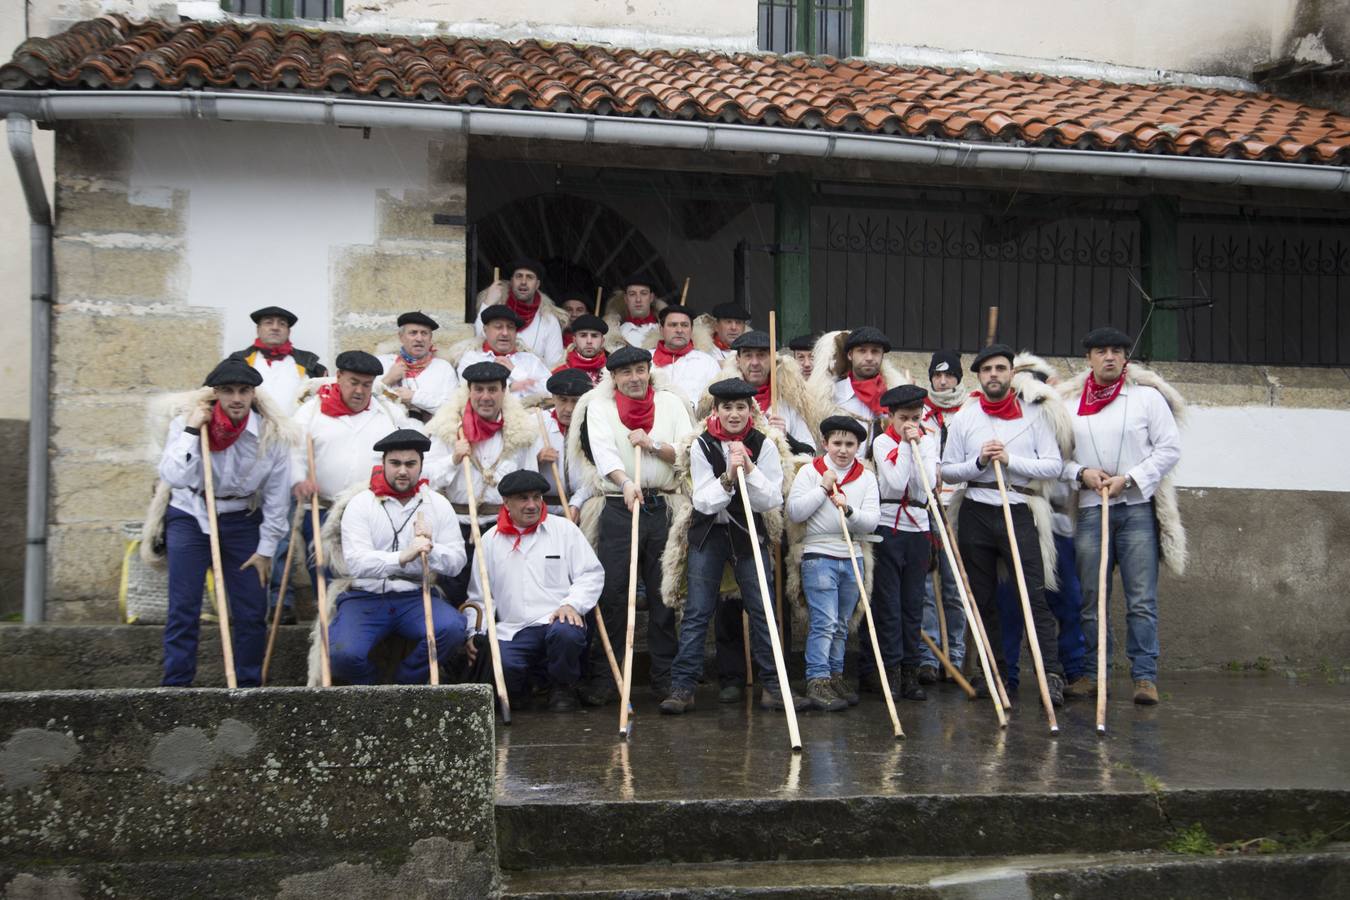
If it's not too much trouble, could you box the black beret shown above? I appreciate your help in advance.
[250,306,297,327]
[334,350,383,376]
[882,384,928,410]
[844,326,892,353]
[820,415,867,442]
[606,345,652,371]
[711,302,751,321]
[788,333,819,352]
[397,311,439,330]
[462,361,511,384]
[623,272,660,291]
[508,258,545,279]
[1082,326,1132,350]
[547,368,594,397]
[970,344,1016,373]
[708,377,758,401]
[558,290,590,306]
[928,350,961,382]
[204,358,262,388]
[480,304,525,329]
[497,469,551,497]
[731,331,770,351]
[657,304,693,324]
[569,313,608,336]
[373,428,432,454]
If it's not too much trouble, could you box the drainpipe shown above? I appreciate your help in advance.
[7,114,52,624]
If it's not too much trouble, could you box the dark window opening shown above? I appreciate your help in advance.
[758,0,861,57]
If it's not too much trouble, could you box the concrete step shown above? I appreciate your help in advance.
[502,847,1350,899]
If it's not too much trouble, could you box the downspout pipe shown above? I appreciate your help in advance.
[7,114,52,625]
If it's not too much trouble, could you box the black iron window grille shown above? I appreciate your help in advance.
[758,0,862,57]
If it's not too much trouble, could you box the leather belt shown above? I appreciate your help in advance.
[453,502,500,516]
[966,482,1025,495]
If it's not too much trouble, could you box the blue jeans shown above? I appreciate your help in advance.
[859,528,930,675]
[997,533,1088,689]
[499,621,589,696]
[671,527,778,693]
[163,506,267,687]
[1074,502,1161,681]
[328,588,468,684]
[801,555,862,681]
[920,534,966,668]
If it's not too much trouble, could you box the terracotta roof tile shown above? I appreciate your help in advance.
[5,14,1350,165]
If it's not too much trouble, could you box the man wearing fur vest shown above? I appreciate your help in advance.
[457,304,553,405]
[660,378,804,715]
[941,344,1067,706]
[377,311,458,423]
[607,273,663,348]
[540,368,595,520]
[1059,327,1184,706]
[327,429,470,685]
[156,359,293,687]
[809,326,909,458]
[727,330,818,454]
[424,361,544,606]
[651,305,721,407]
[705,302,752,361]
[552,313,609,386]
[227,306,326,416]
[473,258,565,368]
[567,345,695,702]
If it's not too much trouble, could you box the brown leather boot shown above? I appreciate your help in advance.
[1133,680,1159,705]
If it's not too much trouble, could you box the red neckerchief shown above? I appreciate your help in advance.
[849,372,886,415]
[507,291,540,330]
[1078,364,1129,416]
[495,505,547,551]
[652,340,694,367]
[713,334,732,353]
[556,347,606,374]
[368,464,427,501]
[252,338,293,365]
[923,396,962,427]
[706,413,751,443]
[974,390,1023,421]
[207,403,249,451]
[481,340,514,361]
[462,402,505,443]
[753,381,773,414]
[561,329,572,346]
[624,313,658,326]
[551,408,567,436]
[318,382,366,417]
[615,385,656,432]
[813,455,864,487]
[398,346,438,378]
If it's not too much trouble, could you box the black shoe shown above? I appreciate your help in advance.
[760,685,810,712]
[649,679,671,701]
[577,679,616,708]
[917,664,938,685]
[858,670,885,694]
[269,606,297,626]
[548,686,579,712]
[718,683,744,703]
[900,667,927,701]
[1047,673,1065,708]
[972,677,991,701]
[659,688,696,715]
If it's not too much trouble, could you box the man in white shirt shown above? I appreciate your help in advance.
[227,305,326,416]
[469,470,604,712]
[540,369,595,521]
[820,326,904,458]
[552,313,608,386]
[707,302,751,360]
[651,305,721,407]
[474,258,564,368]
[328,429,470,685]
[458,305,552,405]
[941,344,1067,707]
[378,311,458,423]
[1060,327,1183,706]
[611,273,661,348]
[157,359,292,687]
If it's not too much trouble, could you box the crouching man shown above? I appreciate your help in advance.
[470,470,605,711]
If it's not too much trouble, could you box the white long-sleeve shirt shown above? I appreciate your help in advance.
[831,378,883,456]
[872,428,939,533]
[158,414,291,557]
[653,349,721,409]
[690,432,784,523]
[468,514,604,641]
[942,399,1064,507]
[424,429,543,526]
[247,353,305,416]
[1062,383,1182,509]
[456,348,553,403]
[339,487,467,594]
[786,460,880,560]
[587,391,695,494]
[540,411,594,514]
[619,320,658,347]
[377,354,458,417]
[474,307,564,369]
[291,396,414,502]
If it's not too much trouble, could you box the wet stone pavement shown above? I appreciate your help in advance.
[495,671,1350,803]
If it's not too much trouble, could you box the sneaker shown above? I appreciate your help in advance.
[1047,673,1065,708]
[718,683,744,704]
[829,673,860,706]
[917,664,938,685]
[659,688,696,715]
[899,667,927,701]
[548,686,579,713]
[1133,680,1159,706]
[760,684,810,712]
[577,679,616,708]
[807,677,847,712]
[1064,676,1097,699]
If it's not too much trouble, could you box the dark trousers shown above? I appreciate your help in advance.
[590,496,678,690]
[997,533,1087,688]
[328,587,468,685]
[298,505,330,597]
[715,596,747,686]
[441,521,481,607]
[163,506,267,687]
[499,621,588,697]
[859,527,932,675]
[957,501,1063,678]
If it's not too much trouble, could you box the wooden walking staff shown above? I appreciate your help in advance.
[742,611,753,688]
[618,453,643,739]
[199,429,239,689]
[260,504,304,685]
[1096,486,1110,735]
[920,631,976,697]
[594,285,604,317]
[459,427,511,723]
[941,506,1011,710]
[911,439,1007,727]
[417,511,440,686]
[832,487,904,739]
[306,435,334,687]
[737,468,802,751]
[680,276,691,305]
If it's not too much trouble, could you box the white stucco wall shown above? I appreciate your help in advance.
[1174,407,1350,492]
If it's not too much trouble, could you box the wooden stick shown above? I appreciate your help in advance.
[260,504,304,686]
[619,453,642,739]
[460,433,511,724]
[911,439,1007,727]
[536,410,571,512]
[306,436,333,688]
[737,468,801,751]
[833,488,904,739]
[679,276,690,305]
[993,460,1059,734]
[492,266,500,285]
[985,306,1000,346]
[1097,486,1110,736]
[768,310,778,410]
[199,428,238,689]
[742,610,753,687]
[934,496,1011,709]
[933,569,950,662]
[594,285,604,317]
[920,630,976,698]
[418,512,440,686]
